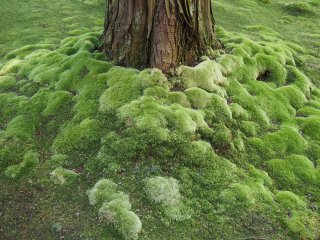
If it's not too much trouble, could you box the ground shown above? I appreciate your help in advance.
[0,0,320,239]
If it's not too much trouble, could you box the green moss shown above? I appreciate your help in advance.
[138,68,170,90]
[185,87,212,109]
[297,106,320,117]
[249,125,308,161]
[286,66,313,97]
[218,54,243,76]
[98,199,142,240]
[0,59,22,76]
[230,103,250,120]
[5,151,39,179]
[0,1,320,238]
[27,88,52,121]
[177,60,228,96]
[50,167,78,185]
[209,94,233,120]
[298,116,320,141]
[285,214,315,240]
[218,182,274,212]
[3,115,35,142]
[4,44,56,60]
[239,120,260,136]
[18,82,41,97]
[144,86,169,99]
[167,92,191,108]
[99,67,141,111]
[118,96,207,134]
[145,176,191,221]
[227,80,271,127]
[87,179,118,206]
[284,2,315,16]
[276,85,307,110]
[0,114,36,172]
[267,155,317,192]
[53,118,102,155]
[275,191,316,239]
[275,191,307,210]
[0,75,16,91]
[42,91,73,117]
[49,154,68,167]
[255,53,287,87]
[72,72,110,120]
[247,165,273,186]
[88,179,142,240]
[0,93,28,125]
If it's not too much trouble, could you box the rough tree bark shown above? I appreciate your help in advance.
[100,0,222,72]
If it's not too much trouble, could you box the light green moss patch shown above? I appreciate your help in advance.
[99,199,142,240]
[145,176,191,221]
[177,60,228,96]
[50,167,78,185]
[87,179,118,206]
[88,179,142,240]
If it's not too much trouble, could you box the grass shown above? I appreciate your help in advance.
[0,0,320,239]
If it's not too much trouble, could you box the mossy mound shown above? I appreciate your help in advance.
[144,176,191,221]
[88,179,142,240]
[284,2,315,16]
[1,24,320,239]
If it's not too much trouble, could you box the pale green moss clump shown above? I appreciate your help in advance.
[88,179,142,240]
[177,60,228,97]
[99,199,142,240]
[50,167,78,185]
[144,176,191,221]
[88,179,118,206]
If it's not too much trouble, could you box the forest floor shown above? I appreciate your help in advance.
[0,0,320,239]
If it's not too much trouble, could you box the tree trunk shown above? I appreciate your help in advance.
[100,0,221,72]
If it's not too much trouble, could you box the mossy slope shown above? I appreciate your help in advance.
[1,0,320,239]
